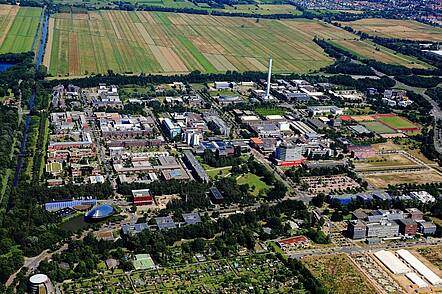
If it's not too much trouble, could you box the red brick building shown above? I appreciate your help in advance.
[398,219,418,236]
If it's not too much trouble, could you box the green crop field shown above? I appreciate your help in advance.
[213,4,302,15]
[0,5,42,54]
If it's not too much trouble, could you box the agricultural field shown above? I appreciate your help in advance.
[46,11,352,76]
[302,254,377,294]
[328,38,429,69]
[353,154,416,171]
[0,5,42,54]
[213,4,302,15]
[364,170,442,189]
[339,18,442,42]
[46,10,428,76]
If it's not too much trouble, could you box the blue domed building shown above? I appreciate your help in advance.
[84,204,115,222]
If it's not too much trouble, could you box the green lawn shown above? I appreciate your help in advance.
[237,173,269,196]
[206,167,231,179]
[254,106,287,116]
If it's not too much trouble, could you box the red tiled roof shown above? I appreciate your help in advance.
[250,137,264,145]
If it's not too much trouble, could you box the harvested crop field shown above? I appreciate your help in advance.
[364,171,442,188]
[0,5,42,54]
[303,254,377,294]
[353,154,416,170]
[328,39,429,69]
[339,18,442,42]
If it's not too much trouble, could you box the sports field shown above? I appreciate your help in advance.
[0,5,42,54]
[361,121,396,134]
[46,11,353,76]
[339,18,442,42]
[375,114,419,132]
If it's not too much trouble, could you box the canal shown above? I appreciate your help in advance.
[12,8,49,187]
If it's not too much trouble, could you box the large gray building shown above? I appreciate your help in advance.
[182,151,209,183]
[366,221,400,238]
[275,143,303,161]
[347,221,367,240]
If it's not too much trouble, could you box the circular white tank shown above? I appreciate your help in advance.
[29,274,48,284]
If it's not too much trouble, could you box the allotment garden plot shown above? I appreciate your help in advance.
[0,5,42,54]
[62,254,298,293]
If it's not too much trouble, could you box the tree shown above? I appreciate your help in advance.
[330,211,343,222]
[311,193,325,207]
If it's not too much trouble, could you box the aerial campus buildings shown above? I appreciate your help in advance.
[347,208,436,241]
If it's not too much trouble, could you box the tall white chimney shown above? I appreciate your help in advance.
[266,56,272,98]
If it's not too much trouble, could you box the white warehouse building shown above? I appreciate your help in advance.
[374,250,411,275]
[396,249,442,286]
